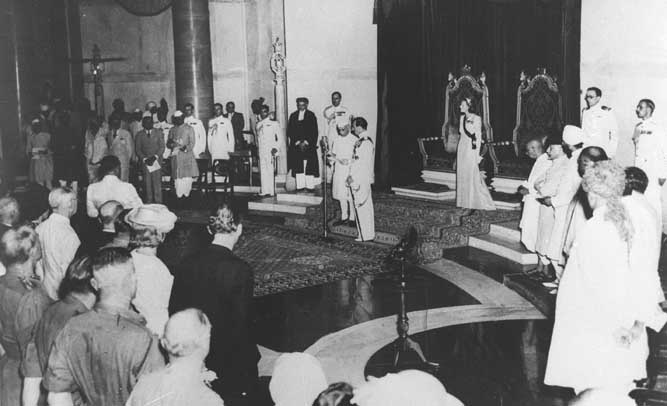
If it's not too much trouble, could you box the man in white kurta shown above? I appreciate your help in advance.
[107,116,134,182]
[184,103,207,158]
[330,123,357,226]
[256,105,281,196]
[154,112,174,161]
[86,156,143,218]
[322,92,351,183]
[545,161,666,395]
[208,103,235,161]
[519,139,551,252]
[633,98,667,225]
[348,118,375,242]
[581,87,619,157]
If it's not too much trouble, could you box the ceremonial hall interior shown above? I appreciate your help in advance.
[1,0,667,405]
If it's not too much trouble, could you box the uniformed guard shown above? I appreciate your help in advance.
[256,104,281,196]
[208,102,235,161]
[633,98,667,222]
[581,86,619,157]
[347,117,375,242]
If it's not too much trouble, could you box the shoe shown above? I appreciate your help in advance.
[548,288,558,295]
[347,220,357,227]
[542,281,559,288]
[332,219,346,227]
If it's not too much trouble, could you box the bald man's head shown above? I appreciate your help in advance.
[99,200,123,232]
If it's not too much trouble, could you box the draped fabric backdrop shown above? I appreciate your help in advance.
[374,0,580,188]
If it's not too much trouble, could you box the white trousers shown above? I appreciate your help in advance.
[355,194,375,241]
[174,177,193,197]
[260,155,275,196]
[296,172,317,189]
[339,199,356,221]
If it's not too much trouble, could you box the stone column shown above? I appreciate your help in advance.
[172,0,214,123]
[270,37,288,176]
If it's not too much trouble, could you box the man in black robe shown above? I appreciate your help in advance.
[287,97,319,190]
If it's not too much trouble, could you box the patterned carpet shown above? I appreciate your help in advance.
[158,221,390,296]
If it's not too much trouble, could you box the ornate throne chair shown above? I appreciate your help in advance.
[494,69,562,184]
[417,66,499,187]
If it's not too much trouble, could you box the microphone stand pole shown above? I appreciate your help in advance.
[320,137,329,239]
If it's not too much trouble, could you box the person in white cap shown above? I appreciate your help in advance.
[581,86,619,157]
[183,103,207,159]
[269,353,328,406]
[322,92,351,182]
[633,98,667,224]
[208,102,235,162]
[107,114,134,182]
[128,108,143,138]
[534,125,585,286]
[126,309,224,406]
[352,369,463,406]
[518,138,550,255]
[126,204,177,336]
[168,110,199,204]
[329,122,357,226]
[26,118,53,190]
[256,104,281,196]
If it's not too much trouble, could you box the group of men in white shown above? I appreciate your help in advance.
[518,86,667,402]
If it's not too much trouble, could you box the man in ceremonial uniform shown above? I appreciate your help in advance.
[330,123,358,226]
[287,97,319,190]
[256,105,280,196]
[322,91,351,182]
[581,87,619,157]
[135,114,166,203]
[208,103,235,161]
[183,103,207,159]
[633,98,667,223]
[348,117,375,242]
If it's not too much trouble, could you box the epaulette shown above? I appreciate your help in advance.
[601,106,611,111]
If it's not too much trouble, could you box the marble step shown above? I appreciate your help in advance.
[329,222,400,246]
[276,192,323,205]
[489,221,521,241]
[248,196,319,215]
[493,200,522,210]
[468,233,537,265]
[392,183,456,201]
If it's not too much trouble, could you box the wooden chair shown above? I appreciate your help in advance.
[496,69,562,178]
[417,65,499,176]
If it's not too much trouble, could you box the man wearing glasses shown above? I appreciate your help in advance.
[581,87,619,157]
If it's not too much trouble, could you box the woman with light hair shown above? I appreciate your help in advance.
[545,161,654,397]
[126,308,224,406]
[0,226,52,406]
[126,204,177,336]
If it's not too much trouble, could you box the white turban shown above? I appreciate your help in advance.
[142,111,152,118]
[269,353,328,406]
[125,204,177,234]
[173,110,184,118]
[352,370,464,406]
[562,125,584,146]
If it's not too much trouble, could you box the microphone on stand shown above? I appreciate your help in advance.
[320,137,330,239]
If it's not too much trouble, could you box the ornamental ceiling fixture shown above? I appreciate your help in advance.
[115,0,173,17]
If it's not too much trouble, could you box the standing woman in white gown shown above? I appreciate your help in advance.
[456,97,496,211]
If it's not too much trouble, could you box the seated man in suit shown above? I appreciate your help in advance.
[225,102,246,149]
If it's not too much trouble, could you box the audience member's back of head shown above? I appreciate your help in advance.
[99,200,123,230]
[58,255,94,300]
[91,247,133,292]
[161,308,211,359]
[208,202,240,235]
[624,166,649,195]
[352,370,463,406]
[0,196,20,227]
[313,382,356,406]
[48,186,76,210]
[97,155,121,180]
[0,225,39,268]
[270,352,328,406]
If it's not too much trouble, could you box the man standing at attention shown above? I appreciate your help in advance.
[135,114,165,203]
[224,101,246,148]
[287,97,319,190]
[44,248,165,406]
[183,102,207,160]
[36,187,80,300]
[322,91,351,182]
[348,117,375,242]
[581,87,619,158]
[256,104,281,196]
[633,98,667,225]
[208,102,235,162]
[107,115,134,182]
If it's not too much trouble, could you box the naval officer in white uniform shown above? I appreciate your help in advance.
[581,87,619,158]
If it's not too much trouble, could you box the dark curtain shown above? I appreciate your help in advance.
[374,0,581,188]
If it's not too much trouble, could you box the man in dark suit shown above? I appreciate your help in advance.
[287,97,319,190]
[169,203,259,406]
[225,102,246,149]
